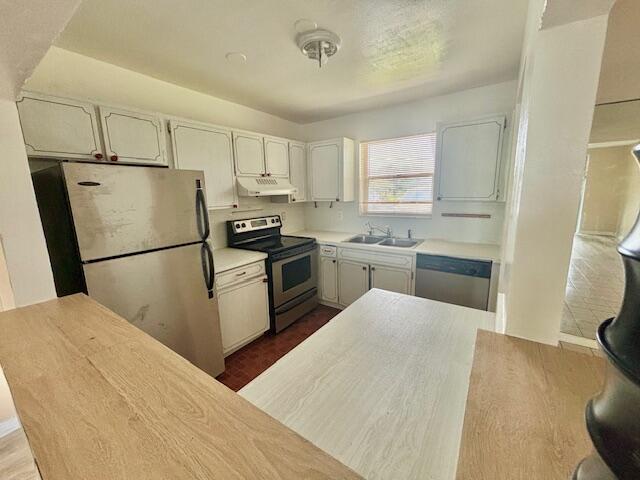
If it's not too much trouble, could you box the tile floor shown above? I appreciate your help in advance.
[561,234,624,340]
[216,304,341,391]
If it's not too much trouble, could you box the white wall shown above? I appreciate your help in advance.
[499,2,611,345]
[298,81,518,244]
[0,99,56,306]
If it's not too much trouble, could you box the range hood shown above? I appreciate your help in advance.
[236,177,297,197]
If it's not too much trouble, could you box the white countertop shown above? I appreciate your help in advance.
[292,230,501,262]
[213,248,267,273]
[240,289,494,480]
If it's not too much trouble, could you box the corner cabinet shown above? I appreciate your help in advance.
[308,137,355,202]
[16,92,103,160]
[169,119,238,210]
[289,141,308,202]
[436,115,506,201]
[99,106,167,165]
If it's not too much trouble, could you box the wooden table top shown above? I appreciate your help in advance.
[0,294,360,479]
[456,330,605,479]
[240,289,495,479]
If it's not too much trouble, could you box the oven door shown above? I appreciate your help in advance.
[272,247,318,307]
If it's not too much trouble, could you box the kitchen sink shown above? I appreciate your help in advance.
[378,238,420,248]
[346,234,387,244]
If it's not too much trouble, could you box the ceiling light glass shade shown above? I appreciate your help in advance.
[296,29,341,67]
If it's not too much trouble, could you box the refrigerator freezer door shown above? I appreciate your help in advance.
[63,162,206,261]
[83,242,224,377]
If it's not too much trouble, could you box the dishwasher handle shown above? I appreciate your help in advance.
[416,254,492,279]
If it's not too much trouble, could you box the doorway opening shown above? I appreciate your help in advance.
[561,140,640,342]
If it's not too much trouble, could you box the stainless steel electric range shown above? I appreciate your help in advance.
[226,216,318,333]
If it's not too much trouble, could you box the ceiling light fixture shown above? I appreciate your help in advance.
[296,29,341,68]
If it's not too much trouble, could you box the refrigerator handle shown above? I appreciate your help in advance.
[200,241,215,299]
[195,180,210,241]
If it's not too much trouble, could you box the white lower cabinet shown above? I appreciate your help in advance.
[370,264,412,295]
[217,266,269,357]
[337,247,415,307]
[338,260,370,307]
[319,256,338,303]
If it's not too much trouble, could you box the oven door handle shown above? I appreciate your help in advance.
[271,245,318,266]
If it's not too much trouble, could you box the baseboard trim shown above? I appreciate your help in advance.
[558,332,598,349]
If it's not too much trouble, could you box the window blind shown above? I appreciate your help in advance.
[360,132,436,216]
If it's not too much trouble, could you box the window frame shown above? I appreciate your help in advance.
[358,132,437,218]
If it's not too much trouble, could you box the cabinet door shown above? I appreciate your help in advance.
[289,141,307,202]
[319,256,338,303]
[338,260,369,306]
[437,116,505,201]
[264,136,289,178]
[17,93,103,160]
[233,131,265,176]
[218,276,270,356]
[170,120,237,209]
[371,264,412,295]
[99,106,167,165]
[309,141,340,201]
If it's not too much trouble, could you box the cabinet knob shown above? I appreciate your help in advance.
[93,153,103,160]
[260,173,266,177]
[362,266,367,271]
[262,277,268,283]
[371,267,376,271]
[332,259,336,264]
[336,198,340,202]
[267,172,272,177]
[233,204,238,209]
[292,198,296,202]
[110,155,118,162]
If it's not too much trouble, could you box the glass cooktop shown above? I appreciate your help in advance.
[235,235,315,254]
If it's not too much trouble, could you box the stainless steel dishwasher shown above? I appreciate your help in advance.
[415,254,492,310]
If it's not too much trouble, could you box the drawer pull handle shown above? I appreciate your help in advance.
[236,271,247,277]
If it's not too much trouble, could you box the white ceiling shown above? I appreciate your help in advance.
[596,0,640,105]
[55,0,529,123]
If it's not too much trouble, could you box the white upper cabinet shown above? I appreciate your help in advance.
[170,120,238,210]
[16,92,103,160]
[289,141,307,202]
[99,106,167,165]
[308,137,355,202]
[436,115,506,202]
[233,130,265,176]
[263,136,289,178]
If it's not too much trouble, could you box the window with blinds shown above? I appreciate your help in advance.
[360,132,437,216]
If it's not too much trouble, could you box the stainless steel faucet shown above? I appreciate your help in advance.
[365,222,393,237]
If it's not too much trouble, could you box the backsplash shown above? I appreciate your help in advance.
[303,201,505,244]
[209,198,306,249]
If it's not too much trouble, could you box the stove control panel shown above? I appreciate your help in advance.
[231,215,281,234]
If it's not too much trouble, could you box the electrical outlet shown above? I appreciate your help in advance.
[337,210,344,221]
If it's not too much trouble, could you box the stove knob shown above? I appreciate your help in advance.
[271,219,276,223]
[235,223,240,229]
[241,223,247,228]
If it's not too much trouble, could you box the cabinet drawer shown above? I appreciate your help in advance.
[338,247,413,269]
[319,245,337,257]
[216,261,265,289]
